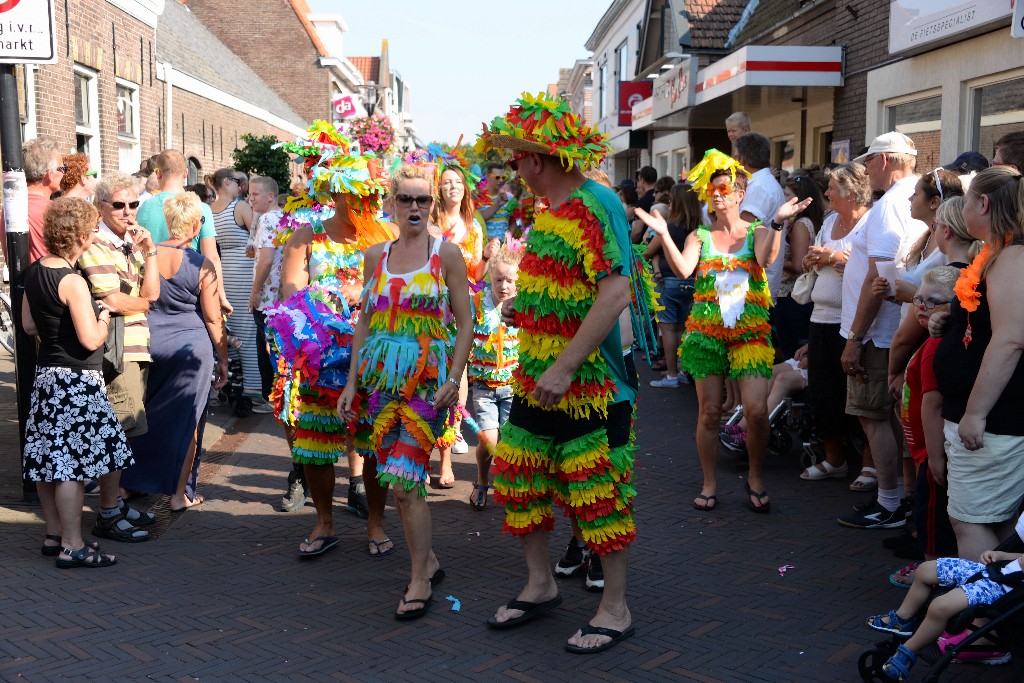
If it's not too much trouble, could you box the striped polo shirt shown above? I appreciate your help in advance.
[77,222,151,362]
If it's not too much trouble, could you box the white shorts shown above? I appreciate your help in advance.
[943,420,1024,524]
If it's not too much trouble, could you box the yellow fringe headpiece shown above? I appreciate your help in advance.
[686,149,751,204]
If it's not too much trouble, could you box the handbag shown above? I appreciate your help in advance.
[102,314,125,384]
[790,227,822,305]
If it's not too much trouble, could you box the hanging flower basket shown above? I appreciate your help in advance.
[346,114,396,156]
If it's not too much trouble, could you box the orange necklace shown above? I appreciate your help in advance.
[952,244,994,348]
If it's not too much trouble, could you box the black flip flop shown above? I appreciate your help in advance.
[430,568,446,587]
[744,482,771,514]
[368,537,394,558]
[395,594,432,621]
[564,624,636,654]
[298,535,339,558]
[692,494,717,511]
[486,595,564,630]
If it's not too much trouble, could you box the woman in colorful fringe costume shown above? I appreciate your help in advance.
[268,121,395,558]
[338,163,473,620]
[634,149,811,513]
[478,92,659,655]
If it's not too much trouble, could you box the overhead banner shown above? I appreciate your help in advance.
[618,81,652,127]
[889,0,1012,53]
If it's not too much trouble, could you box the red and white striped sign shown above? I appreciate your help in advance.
[693,46,843,105]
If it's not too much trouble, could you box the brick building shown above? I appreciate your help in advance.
[16,0,306,180]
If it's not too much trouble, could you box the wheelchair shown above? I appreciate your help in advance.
[858,531,1024,682]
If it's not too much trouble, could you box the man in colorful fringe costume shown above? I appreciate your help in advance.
[339,163,474,619]
[633,149,810,513]
[266,121,395,557]
[478,92,651,654]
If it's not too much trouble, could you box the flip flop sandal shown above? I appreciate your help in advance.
[889,563,918,589]
[298,535,339,558]
[486,595,564,630]
[395,593,433,621]
[564,624,637,654]
[692,495,717,511]
[368,537,394,558]
[744,482,771,514]
[469,483,491,510]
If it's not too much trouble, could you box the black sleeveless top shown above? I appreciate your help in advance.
[24,260,102,370]
[934,279,1024,434]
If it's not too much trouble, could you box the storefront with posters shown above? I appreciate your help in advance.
[865,2,1024,168]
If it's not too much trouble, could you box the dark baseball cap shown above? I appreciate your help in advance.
[943,151,989,174]
[617,178,635,188]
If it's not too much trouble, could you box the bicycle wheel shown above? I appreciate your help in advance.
[0,292,14,356]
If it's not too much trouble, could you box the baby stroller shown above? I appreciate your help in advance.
[857,530,1024,682]
[720,391,816,465]
[211,326,253,418]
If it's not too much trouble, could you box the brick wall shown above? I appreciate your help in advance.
[184,0,332,124]
[831,0,891,150]
[28,0,295,177]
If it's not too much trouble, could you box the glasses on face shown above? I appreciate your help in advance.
[107,200,140,210]
[394,193,433,208]
[53,165,67,173]
[912,296,953,310]
[84,171,98,178]
[507,152,529,172]
[709,180,735,196]
[225,177,241,185]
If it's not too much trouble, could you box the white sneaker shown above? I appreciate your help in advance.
[650,376,680,388]
[452,433,469,454]
[248,396,274,414]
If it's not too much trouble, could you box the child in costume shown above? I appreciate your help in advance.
[339,163,473,620]
[467,246,522,511]
[266,121,394,558]
[865,512,1024,680]
[634,149,810,514]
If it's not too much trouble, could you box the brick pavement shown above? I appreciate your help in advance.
[0,356,1020,682]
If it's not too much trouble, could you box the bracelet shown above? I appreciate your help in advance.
[769,220,784,232]
[827,252,833,264]
[146,249,158,258]
[446,377,460,388]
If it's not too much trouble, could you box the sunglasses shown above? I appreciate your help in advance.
[709,180,736,196]
[507,152,529,172]
[53,165,68,173]
[225,177,241,185]
[394,194,433,207]
[107,200,140,210]
[912,296,953,310]
[84,171,98,178]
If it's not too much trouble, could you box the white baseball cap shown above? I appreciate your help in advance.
[853,131,918,163]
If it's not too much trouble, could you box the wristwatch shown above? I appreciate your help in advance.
[769,220,784,232]
[847,331,863,343]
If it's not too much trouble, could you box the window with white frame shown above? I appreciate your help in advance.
[116,79,140,173]
[970,75,1024,160]
[655,152,668,177]
[673,149,688,177]
[885,94,942,170]
[16,64,35,141]
[74,66,100,170]
[598,63,606,120]
[616,41,628,106]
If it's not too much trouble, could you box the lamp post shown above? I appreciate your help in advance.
[363,80,378,118]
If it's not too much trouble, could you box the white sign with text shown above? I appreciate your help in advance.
[0,0,56,64]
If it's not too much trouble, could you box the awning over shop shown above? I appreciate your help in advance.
[694,45,844,105]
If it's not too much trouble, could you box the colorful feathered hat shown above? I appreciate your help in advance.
[393,140,480,193]
[276,120,389,233]
[686,148,752,204]
[477,92,610,171]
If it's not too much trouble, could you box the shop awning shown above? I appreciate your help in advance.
[694,45,844,106]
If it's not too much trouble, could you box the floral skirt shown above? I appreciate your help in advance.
[23,366,134,482]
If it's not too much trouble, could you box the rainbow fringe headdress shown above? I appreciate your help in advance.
[686,148,751,203]
[275,120,390,240]
[476,92,610,171]
[396,140,481,194]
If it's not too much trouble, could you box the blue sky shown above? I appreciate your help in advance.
[308,1,600,145]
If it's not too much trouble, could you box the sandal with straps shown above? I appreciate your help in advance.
[469,483,491,510]
[55,545,117,569]
[41,535,99,557]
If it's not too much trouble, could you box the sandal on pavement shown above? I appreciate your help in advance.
[395,592,433,621]
[801,461,848,480]
[298,535,339,559]
[41,535,99,557]
[368,537,394,558]
[692,494,717,511]
[565,624,636,654]
[889,563,918,589]
[744,482,771,513]
[850,467,878,492]
[55,545,117,569]
[487,595,564,630]
[469,483,490,510]
[92,513,149,543]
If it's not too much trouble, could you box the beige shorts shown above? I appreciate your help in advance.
[845,341,892,421]
[107,360,149,438]
[944,420,1024,524]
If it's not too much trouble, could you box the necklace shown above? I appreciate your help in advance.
[953,243,994,348]
[59,256,75,269]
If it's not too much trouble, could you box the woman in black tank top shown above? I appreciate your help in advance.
[22,197,133,569]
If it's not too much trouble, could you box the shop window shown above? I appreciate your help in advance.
[971,77,1024,160]
[886,95,941,169]
[773,137,796,175]
[673,149,688,176]
[116,80,140,173]
[73,66,100,171]
[187,157,201,186]
[655,152,668,177]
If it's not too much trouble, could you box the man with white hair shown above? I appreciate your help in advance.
[22,138,65,262]
[838,132,929,530]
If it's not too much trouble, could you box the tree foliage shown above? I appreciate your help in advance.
[232,134,292,192]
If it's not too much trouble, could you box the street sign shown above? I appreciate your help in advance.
[333,94,357,119]
[0,0,56,64]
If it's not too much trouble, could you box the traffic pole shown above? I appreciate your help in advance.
[0,63,37,500]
